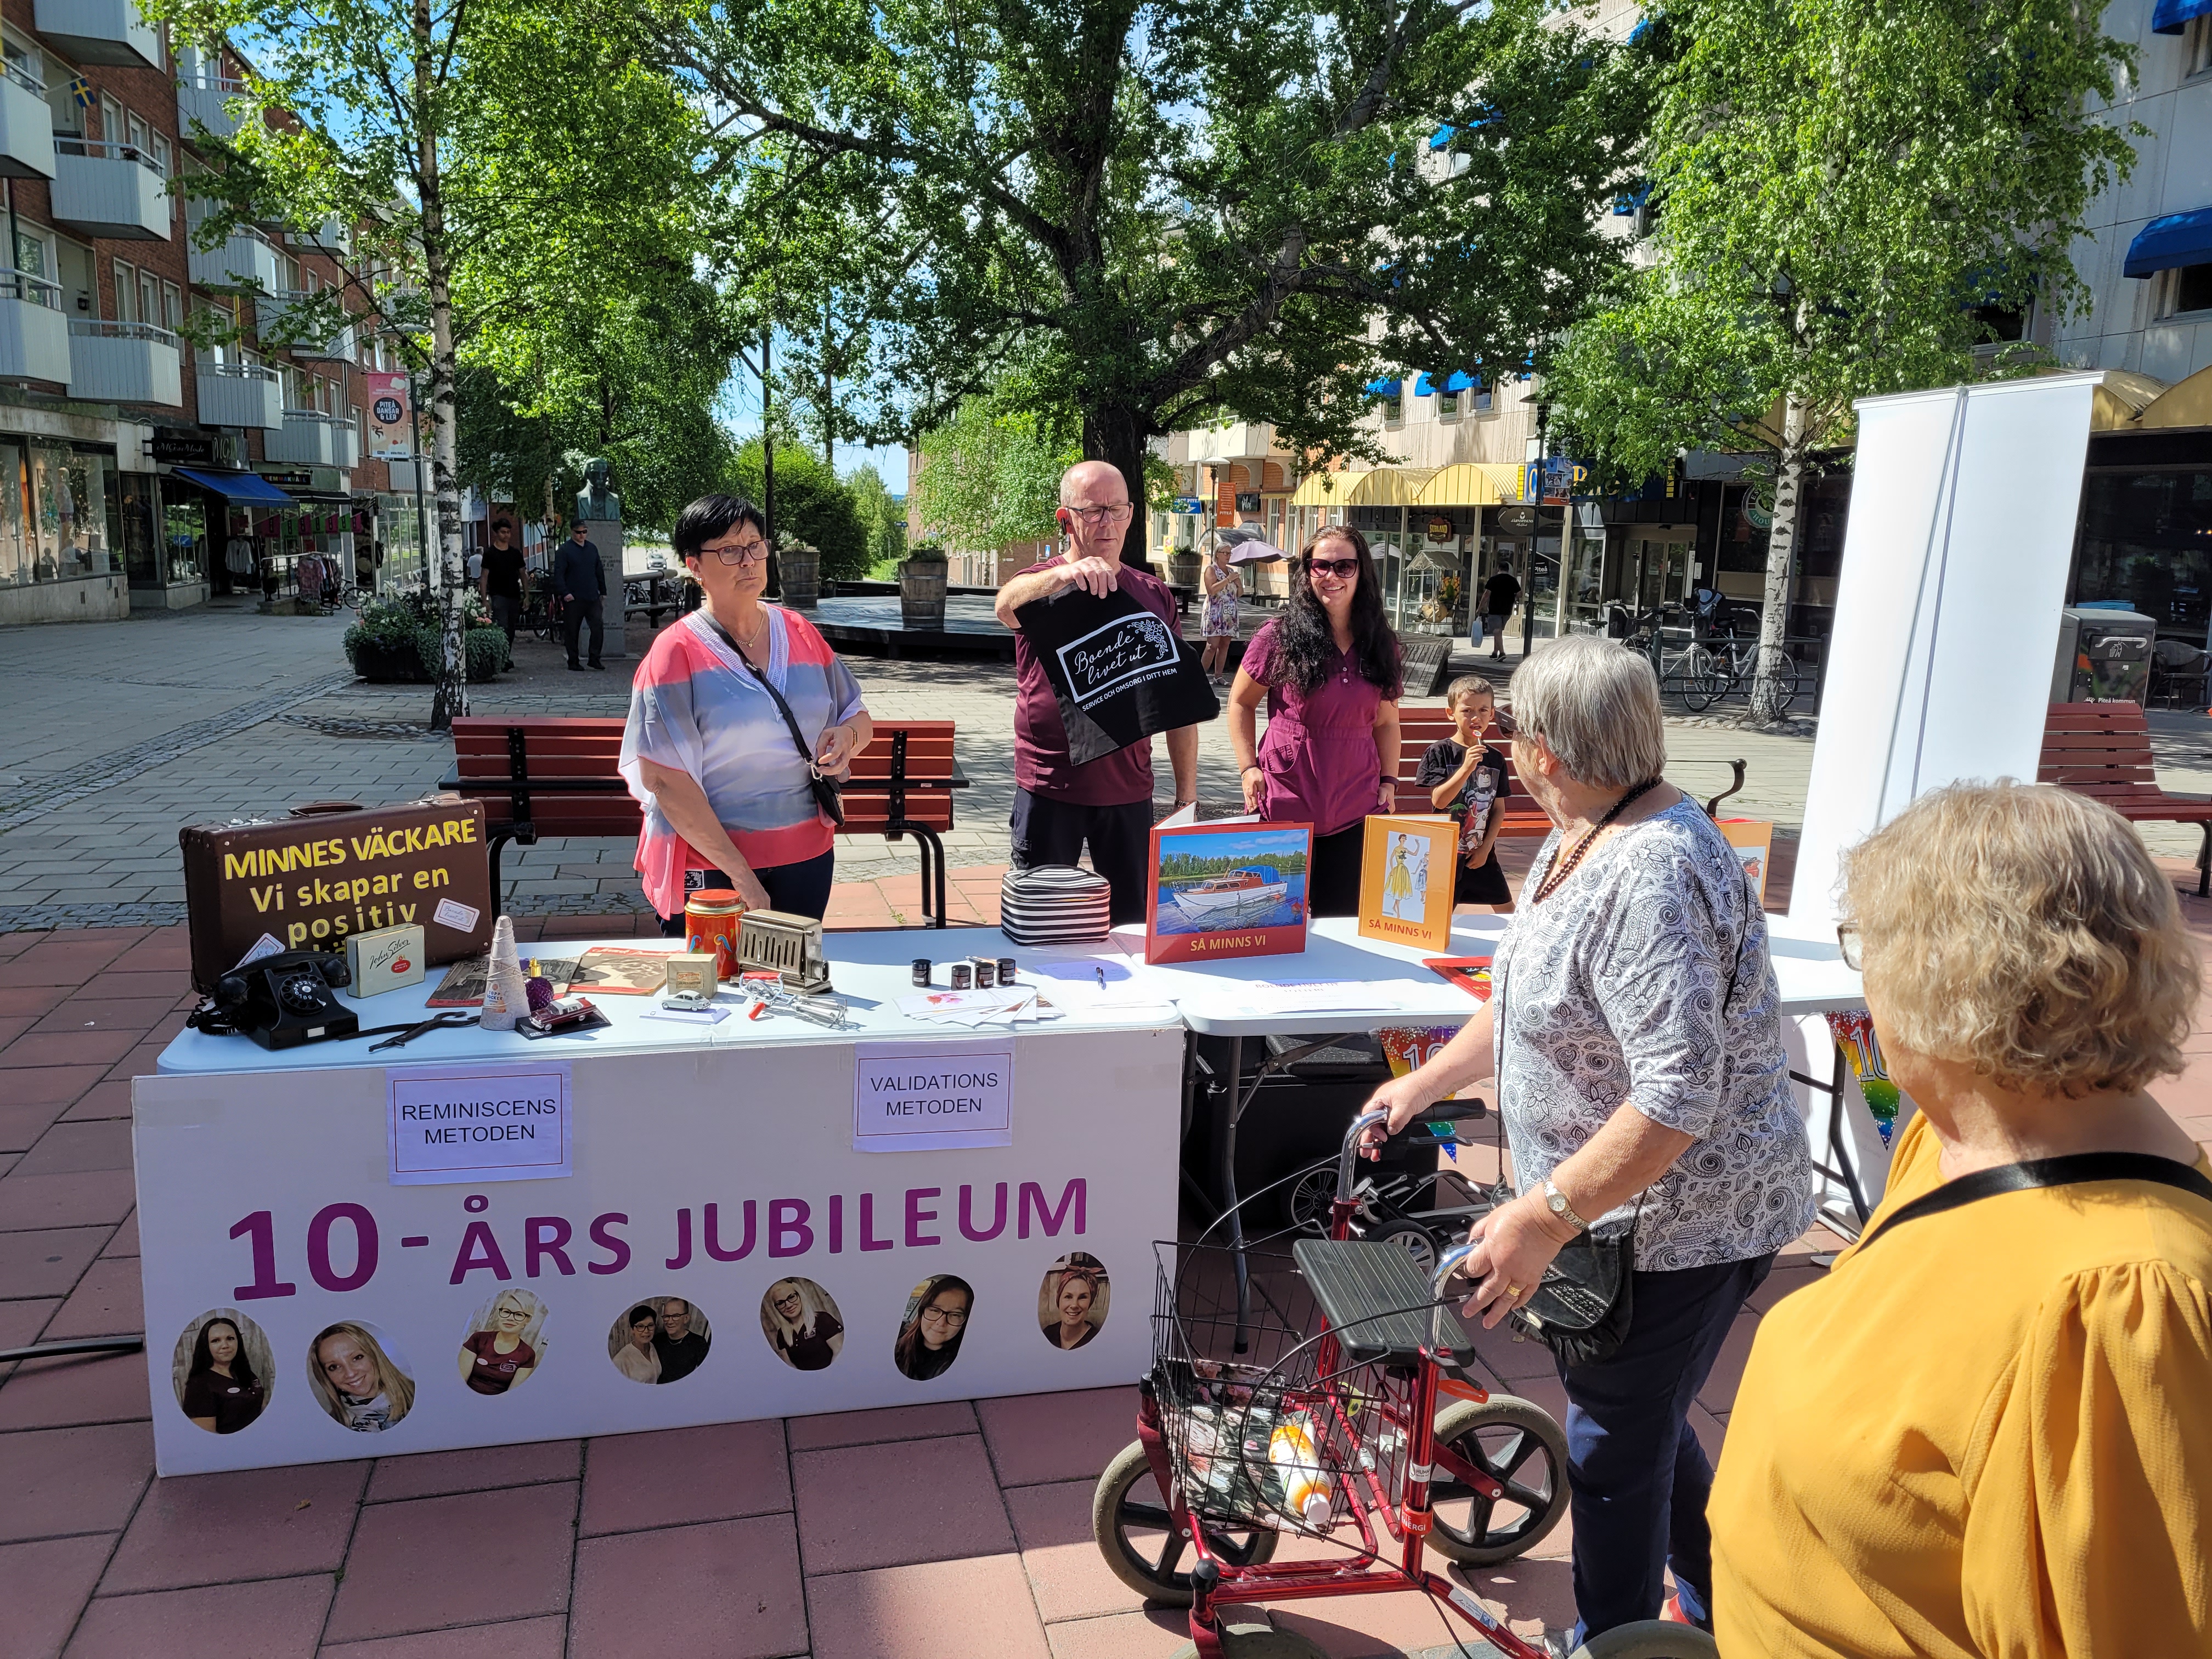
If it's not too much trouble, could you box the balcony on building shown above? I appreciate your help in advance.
[67,319,182,405]
[195,360,283,429]
[264,409,342,466]
[177,47,252,141]
[0,56,55,179]
[255,292,355,361]
[0,269,71,382]
[51,138,170,240]
[188,223,281,291]
[32,0,161,69]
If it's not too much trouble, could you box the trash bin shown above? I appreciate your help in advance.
[2051,606,2157,704]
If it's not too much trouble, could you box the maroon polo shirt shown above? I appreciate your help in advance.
[1012,556,1180,805]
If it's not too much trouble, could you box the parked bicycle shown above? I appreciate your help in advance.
[1092,1107,1716,1659]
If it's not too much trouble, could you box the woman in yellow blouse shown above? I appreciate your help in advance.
[1711,781,2212,1656]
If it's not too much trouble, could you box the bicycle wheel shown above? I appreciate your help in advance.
[1570,1623,1720,1658]
[1679,647,1726,712]
[1282,1165,1335,1237]
[1093,1438,1278,1606]
[1426,1394,1571,1565]
[1772,655,1804,714]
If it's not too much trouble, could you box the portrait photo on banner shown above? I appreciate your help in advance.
[173,1307,275,1437]
[759,1277,847,1372]
[458,1286,549,1397]
[605,1294,714,1386]
[306,1319,417,1434]
[1038,1251,1110,1352]
[893,1273,975,1381]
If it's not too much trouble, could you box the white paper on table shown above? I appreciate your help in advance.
[1236,980,1388,1015]
[898,988,1033,1020]
[639,1005,731,1026]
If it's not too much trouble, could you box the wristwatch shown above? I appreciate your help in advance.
[1542,1179,1589,1232]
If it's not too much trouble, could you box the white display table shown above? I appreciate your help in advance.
[137,930,1178,1476]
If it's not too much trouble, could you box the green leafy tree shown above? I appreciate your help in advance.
[845,464,908,574]
[910,395,1081,558]
[730,441,870,581]
[1545,0,2137,720]
[152,0,716,724]
[644,0,1644,563]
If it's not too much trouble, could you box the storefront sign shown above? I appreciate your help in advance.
[853,1041,1014,1152]
[388,1063,573,1184]
[1169,496,1205,515]
[151,432,217,466]
[1234,491,1262,512]
[1523,457,1589,505]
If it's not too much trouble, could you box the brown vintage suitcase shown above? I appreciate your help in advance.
[180,798,495,992]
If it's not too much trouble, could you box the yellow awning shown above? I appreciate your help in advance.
[1414,462,1523,507]
[1286,466,1437,507]
[2135,365,2211,430]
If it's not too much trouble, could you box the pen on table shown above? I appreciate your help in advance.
[748,998,768,1020]
[1096,967,1106,990]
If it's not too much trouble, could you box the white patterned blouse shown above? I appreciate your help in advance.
[1490,797,1815,1271]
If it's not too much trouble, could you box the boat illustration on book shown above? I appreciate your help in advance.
[1170,865,1290,924]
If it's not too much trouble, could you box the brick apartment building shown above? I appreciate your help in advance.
[0,0,421,627]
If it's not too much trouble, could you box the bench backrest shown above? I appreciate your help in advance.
[1392,708,1549,825]
[2039,701,2161,799]
[449,716,955,835]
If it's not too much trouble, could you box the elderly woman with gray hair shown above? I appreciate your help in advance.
[1361,634,1812,1652]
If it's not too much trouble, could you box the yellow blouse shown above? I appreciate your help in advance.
[1709,1111,2212,1657]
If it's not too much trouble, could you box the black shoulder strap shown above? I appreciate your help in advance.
[697,612,821,777]
[1858,1152,2212,1254]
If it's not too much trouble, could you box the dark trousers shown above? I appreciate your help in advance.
[1555,1252,1773,1640]
[488,593,520,644]
[565,596,604,666]
[1009,789,1153,925]
[657,851,837,934]
[1305,822,1367,917]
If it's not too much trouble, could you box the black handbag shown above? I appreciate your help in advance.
[700,613,847,828]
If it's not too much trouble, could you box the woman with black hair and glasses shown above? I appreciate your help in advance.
[619,493,873,927]
[1227,526,1403,915]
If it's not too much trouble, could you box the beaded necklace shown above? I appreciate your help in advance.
[1530,777,1663,906]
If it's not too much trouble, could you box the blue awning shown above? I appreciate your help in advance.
[173,467,296,505]
[1444,371,1478,393]
[1364,376,1402,398]
[1412,373,1436,397]
[2152,0,2211,33]
[1428,124,1454,151]
[1629,14,1652,41]
[2123,207,2212,279]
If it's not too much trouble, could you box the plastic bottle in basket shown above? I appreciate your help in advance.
[1268,1417,1333,1527]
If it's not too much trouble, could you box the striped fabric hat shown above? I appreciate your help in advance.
[999,865,1113,946]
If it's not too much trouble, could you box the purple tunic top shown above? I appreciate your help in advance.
[1243,619,1400,837]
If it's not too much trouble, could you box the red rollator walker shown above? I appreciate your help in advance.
[1092,1103,1719,1659]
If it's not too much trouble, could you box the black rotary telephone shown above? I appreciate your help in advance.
[192,951,361,1049]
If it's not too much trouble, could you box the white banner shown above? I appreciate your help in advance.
[136,1030,1179,1475]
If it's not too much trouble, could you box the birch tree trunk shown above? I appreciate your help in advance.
[419,0,467,731]
[1748,390,1807,725]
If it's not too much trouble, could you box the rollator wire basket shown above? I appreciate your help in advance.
[1149,1238,1474,1543]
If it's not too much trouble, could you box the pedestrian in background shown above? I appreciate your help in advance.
[1227,525,1402,916]
[1712,781,2212,1657]
[556,518,607,671]
[994,460,1199,926]
[1481,563,1520,662]
[479,517,526,644]
[1200,538,1243,685]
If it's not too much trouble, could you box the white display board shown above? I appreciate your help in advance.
[136,1028,1179,1475]
[1785,371,2103,1215]
[1790,374,2101,929]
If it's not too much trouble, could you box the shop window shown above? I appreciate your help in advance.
[2153,262,2212,319]
[2073,467,2212,637]
[25,446,116,582]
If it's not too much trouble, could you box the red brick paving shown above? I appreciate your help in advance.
[1,864,2206,1657]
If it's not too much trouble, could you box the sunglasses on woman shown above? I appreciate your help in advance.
[1306,557,1360,578]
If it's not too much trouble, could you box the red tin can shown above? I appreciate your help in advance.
[685,889,746,981]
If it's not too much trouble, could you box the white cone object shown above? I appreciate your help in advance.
[481,915,526,1031]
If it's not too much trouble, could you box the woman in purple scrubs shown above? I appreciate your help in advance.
[1228,526,1403,916]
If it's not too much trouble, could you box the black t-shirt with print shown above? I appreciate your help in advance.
[1416,739,1510,861]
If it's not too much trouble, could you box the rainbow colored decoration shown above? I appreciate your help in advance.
[1826,1009,1900,1143]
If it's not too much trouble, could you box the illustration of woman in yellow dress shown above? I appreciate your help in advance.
[1384,839,1415,916]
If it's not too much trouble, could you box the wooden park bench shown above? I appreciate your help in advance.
[2040,701,2212,894]
[443,716,968,924]
[1393,707,1748,835]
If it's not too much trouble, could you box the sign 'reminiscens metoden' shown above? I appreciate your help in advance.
[854,1041,1014,1152]
[388,1063,573,1184]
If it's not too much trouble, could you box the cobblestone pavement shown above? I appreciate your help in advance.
[5,605,2207,931]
